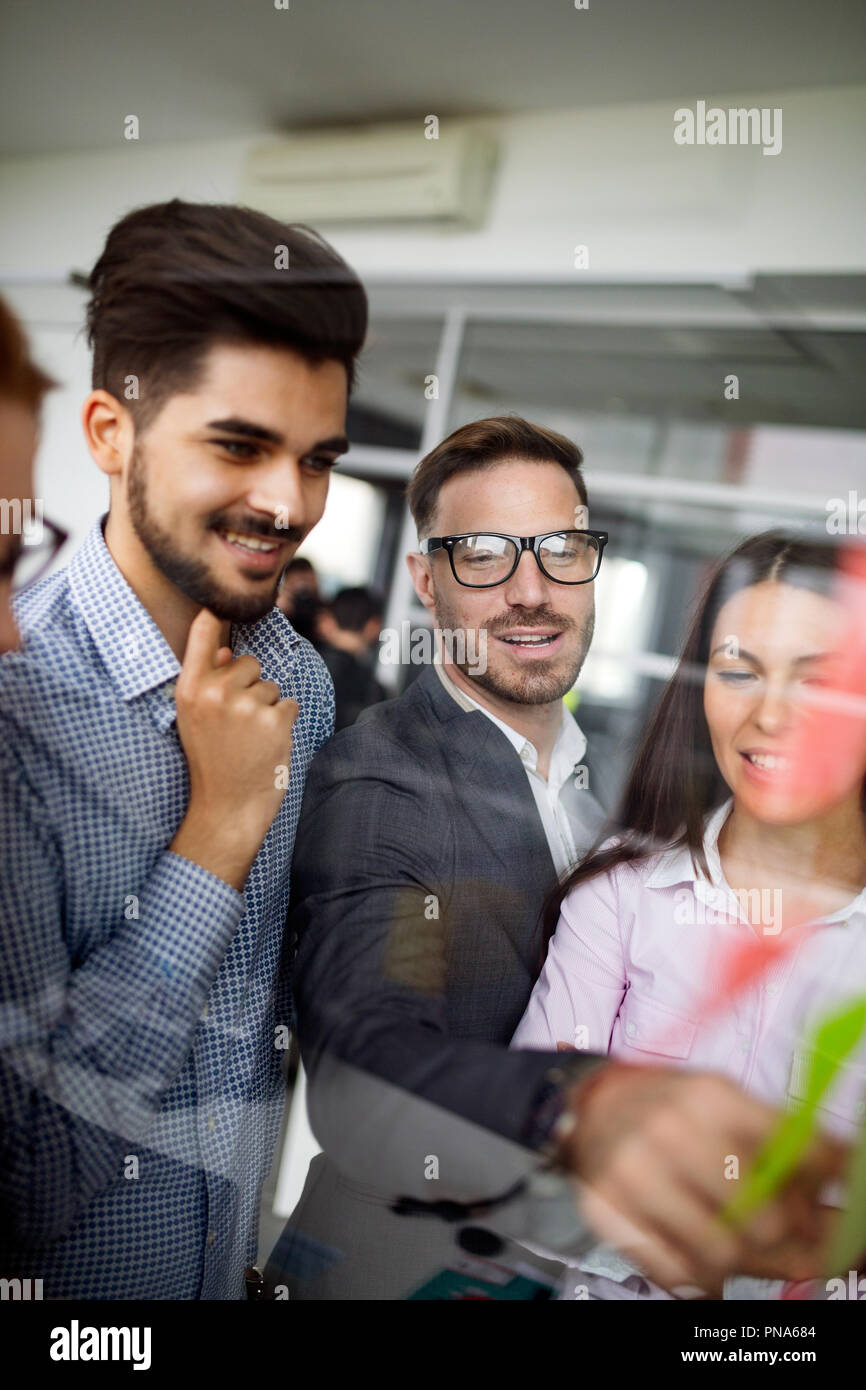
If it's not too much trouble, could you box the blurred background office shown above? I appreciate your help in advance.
[2,0,864,1261]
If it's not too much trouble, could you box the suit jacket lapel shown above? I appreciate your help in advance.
[413,665,558,910]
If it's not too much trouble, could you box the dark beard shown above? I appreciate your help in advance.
[434,584,595,706]
[127,447,292,625]
[468,652,589,706]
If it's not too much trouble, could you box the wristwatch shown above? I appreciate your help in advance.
[523,1058,610,1160]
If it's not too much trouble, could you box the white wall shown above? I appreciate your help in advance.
[1,82,864,552]
[2,83,863,283]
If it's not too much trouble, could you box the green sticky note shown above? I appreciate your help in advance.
[825,1114,866,1276]
[725,996,866,1226]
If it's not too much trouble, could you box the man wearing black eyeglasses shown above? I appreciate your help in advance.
[272,414,841,1302]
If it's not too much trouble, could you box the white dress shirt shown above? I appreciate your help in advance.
[433,659,604,876]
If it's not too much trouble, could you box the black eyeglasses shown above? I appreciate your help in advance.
[0,515,69,593]
[420,530,608,588]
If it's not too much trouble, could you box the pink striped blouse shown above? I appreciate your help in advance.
[512,799,866,1300]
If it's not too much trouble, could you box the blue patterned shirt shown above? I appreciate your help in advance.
[0,517,334,1298]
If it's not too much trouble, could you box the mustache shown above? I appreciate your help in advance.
[486,607,574,634]
[207,514,304,544]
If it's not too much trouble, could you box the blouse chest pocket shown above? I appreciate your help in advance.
[786,1048,866,1131]
[618,989,699,1060]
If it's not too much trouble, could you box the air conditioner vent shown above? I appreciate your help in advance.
[240,121,498,227]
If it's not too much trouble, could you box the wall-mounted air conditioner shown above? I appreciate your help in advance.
[239,120,498,228]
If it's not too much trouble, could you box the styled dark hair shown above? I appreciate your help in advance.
[0,295,55,409]
[85,199,367,433]
[407,415,587,539]
[539,529,861,963]
[330,586,383,632]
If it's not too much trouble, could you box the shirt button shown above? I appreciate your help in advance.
[625,1022,637,1038]
[201,1003,209,1019]
[520,746,531,762]
[207,1231,216,1247]
[740,1040,750,1053]
[765,984,779,996]
[208,1115,215,1131]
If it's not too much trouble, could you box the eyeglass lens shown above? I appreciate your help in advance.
[450,532,600,585]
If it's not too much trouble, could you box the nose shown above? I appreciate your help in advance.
[497,542,558,608]
[499,545,554,609]
[753,677,795,736]
[245,457,310,534]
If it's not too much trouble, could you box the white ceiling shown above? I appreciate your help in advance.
[1,0,864,158]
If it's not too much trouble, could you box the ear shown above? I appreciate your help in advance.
[82,390,134,478]
[406,551,436,615]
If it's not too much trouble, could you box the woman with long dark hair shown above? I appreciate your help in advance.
[513,530,866,1299]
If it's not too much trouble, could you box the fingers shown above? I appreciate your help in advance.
[738,1232,822,1283]
[736,1192,812,1251]
[648,1085,829,1281]
[278,696,299,726]
[679,1075,780,1155]
[734,1190,833,1281]
[209,660,300,714]
[733,1134,848,1281]
[177,611,298,718]
[569,1068,841,1294]
[579,1150,818,1293]
[583,1128,742,1286]
[245,679,282,706]
[632,1175,741,1282]
[248,686,297,716]
[219,654,267,689]
[180,608,225,676]
[799,1130,849,1188]
[577,1180,712,1294]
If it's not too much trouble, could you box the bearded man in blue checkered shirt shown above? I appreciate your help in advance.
[0,201,367,1298]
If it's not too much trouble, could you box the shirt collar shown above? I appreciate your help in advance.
[433,657,588,779]
[68,516,301,728]
[644,799,732,890]
[645,796,866,926]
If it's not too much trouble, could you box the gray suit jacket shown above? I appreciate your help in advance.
[276,664,607,1297]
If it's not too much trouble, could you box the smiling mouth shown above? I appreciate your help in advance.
[497,631,562,649]
[741,751,790,772]
[214,526,289,575]
[217,527,283,554]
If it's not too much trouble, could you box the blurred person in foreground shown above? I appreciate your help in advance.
[316,585,386,730]
[0,202,366,1299]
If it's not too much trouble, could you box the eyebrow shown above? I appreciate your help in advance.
[792,652,832,665]
[709,645,831,665]
[205,417,349,454]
